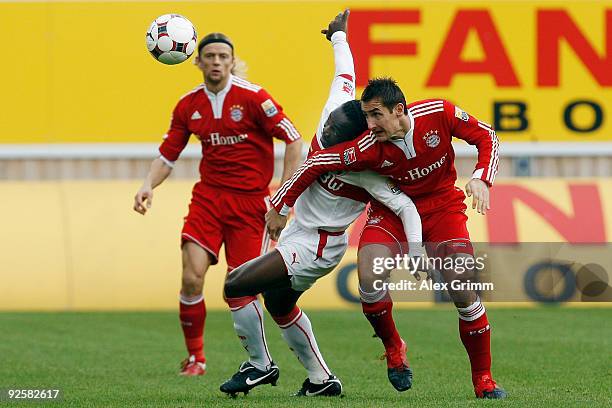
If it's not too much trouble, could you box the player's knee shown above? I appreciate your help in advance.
[448,288,478,308]
[438,252,478,306]
[357,245,377,276]
[358,244,393,289]
[223,272,240,298]
[224,265,248,298]
[181,274,203,297]
[182,260,209,294]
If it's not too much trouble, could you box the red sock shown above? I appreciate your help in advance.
[179,295,206,362]
[361,295,402,350]
[459,312,492,384]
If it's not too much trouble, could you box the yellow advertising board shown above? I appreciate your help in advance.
[1,1,611,143]
[0,179,611,310]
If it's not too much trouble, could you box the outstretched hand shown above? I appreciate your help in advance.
[321,9,350,41]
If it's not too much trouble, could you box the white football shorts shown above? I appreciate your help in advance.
[275,220,348,291]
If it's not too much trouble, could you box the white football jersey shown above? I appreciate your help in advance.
[292,32,419,233]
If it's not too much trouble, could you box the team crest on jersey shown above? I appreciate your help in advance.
[424,130,440,148]
[343,147,357,165]
[229,105,244,122]
[367,215,383,225]
[261,99,278,117]
[454,106,469,122]
[342,81,354,95]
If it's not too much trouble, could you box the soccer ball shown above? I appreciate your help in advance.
[146,14,197,65]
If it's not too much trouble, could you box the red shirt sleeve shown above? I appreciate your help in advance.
[158,98,191,163]
[443,100,499,186]
[253,88,301,144]
[270,132,379,214]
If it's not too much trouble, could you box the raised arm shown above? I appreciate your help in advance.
[314,9,356,148]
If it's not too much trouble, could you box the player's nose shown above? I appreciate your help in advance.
[366,118,377,130]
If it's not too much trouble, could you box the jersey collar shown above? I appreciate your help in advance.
[406,109,415,140]
[203,74,233,119]
[204,73,233,98]
[390,110,416,159]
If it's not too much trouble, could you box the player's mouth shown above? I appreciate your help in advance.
[373,130,387,141]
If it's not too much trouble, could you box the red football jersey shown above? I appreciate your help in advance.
[271,99,498,213]
[159,75,301,195]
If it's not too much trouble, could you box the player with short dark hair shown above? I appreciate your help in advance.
[267,76,507,398]
[133,32,303,376]
[360,77,407,113]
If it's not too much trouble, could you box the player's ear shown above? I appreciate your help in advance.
[394,103,405,117]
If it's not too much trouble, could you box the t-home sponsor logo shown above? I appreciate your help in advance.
[209,132,249,146]
[406,153,447,180]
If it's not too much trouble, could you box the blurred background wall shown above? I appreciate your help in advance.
[1,0,611,309]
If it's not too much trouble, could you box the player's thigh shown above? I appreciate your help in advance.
[181,190,224,266]
[359,225,405,292]
[425,210,477,300]
[224,250,291,298]
[182,241,213,279]
[425,210,473,259]
[440,252,478,306]
[223,194,268,270]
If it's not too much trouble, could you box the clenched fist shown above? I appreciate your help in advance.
[321,9,350,41]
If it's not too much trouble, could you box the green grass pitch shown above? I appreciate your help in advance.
[1,308,610,407]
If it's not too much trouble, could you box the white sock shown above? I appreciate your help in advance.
[277,308,331,384]
[230,299,273,371]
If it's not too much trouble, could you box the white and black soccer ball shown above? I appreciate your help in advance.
[146,14,197,65]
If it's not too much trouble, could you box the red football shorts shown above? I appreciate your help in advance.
[359,188,474,258]
[181,183,269,270]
